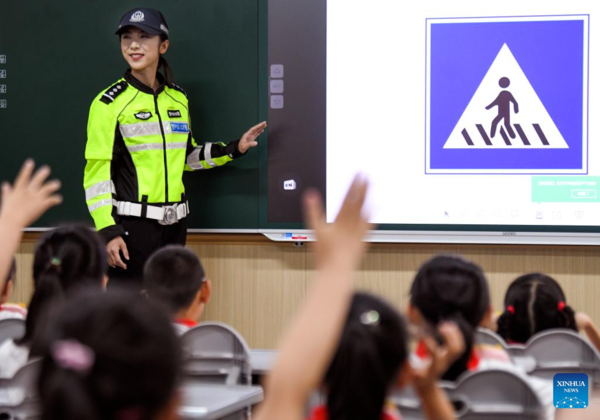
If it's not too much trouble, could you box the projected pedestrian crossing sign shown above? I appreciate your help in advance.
[425,15,589,174]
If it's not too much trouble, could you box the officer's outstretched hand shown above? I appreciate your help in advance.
[107,236,129,270]
[238,121,267,154]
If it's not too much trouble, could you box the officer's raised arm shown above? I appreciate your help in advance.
[179,84,266,172]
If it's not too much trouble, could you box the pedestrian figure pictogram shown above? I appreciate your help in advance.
[487,77,519,139]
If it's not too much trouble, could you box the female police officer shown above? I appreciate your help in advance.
[83,8,266,288]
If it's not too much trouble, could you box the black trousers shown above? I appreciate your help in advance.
[107,216,188,291]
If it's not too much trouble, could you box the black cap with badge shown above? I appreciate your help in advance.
[115,8,170,39]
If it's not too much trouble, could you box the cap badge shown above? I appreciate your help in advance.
[130,11,145,23]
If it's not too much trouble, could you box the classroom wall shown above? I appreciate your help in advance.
[12,234,600,349]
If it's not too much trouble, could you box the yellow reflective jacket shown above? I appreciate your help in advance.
[84,70,243,241]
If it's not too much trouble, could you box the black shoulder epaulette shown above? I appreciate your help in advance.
[99,81,129,104]
[169,82,188,97]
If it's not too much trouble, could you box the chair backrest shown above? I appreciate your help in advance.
[0,358,42,419]
[475,327,509,348]
[444,369,543,419]
[524,329,600,387]
[391,368,543,420]
[389,385,427,420]
[0,319,25,346]
[181,322,252,385]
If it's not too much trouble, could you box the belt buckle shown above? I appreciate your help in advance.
[159,204,179,226]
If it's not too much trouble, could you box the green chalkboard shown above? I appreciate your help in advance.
[0,0,261,230]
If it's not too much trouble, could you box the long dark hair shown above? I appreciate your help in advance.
[18,225,106,356]
[497,273,577,344]
[410,255,490,381]
[159,34,175,85]
[39,291,181,420]
[324,292,408,420]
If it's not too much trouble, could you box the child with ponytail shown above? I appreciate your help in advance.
[409,257,558,420]
[408,255,507,381]
[497,273,600,351]
[310,292,461,420]
[0,224,107,378]
[39,291,181,420]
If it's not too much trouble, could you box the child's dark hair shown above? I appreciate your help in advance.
[17,225,106,356]
[144,245,206,316]
[410,255,490,381]
[324,292,408,420]
[39,290,181,420]
[497,273,577,344]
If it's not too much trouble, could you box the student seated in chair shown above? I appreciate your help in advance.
[144,245,212,335]
[0,258,27,321]
[0,225,107,378]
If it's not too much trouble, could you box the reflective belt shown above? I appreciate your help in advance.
[114,200,189,225]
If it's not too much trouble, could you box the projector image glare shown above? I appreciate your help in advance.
[284,179,297,190]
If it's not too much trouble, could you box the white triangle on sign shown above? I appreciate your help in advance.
[443,43,568,149]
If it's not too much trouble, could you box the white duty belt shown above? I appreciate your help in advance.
[114,200,189,225]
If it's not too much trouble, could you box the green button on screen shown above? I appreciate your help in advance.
[532,177,600,203]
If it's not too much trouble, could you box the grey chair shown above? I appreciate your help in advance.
[524,329,600,387]
[390,369,544,420]
[444,369,544,419]
[0,319,25,346]
[389,385,427,420]
[0,358,42,419]
[181,322,252,386]
[475,327,508,348]
[474,327,541,372]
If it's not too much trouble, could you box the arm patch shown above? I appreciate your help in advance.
[99,81,129,105]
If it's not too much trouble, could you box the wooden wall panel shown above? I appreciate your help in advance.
[11,235,600,349]
[187,243,308,349]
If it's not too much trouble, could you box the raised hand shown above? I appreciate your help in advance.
[304,174,372,269]
[255,175,371,420]
[411,322,464,393]
[0,159,63,228]
[238,121,267,154]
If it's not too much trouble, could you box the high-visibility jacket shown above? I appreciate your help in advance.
[84,70,243,241]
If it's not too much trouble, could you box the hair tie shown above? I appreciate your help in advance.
[360,310,380,326]
[51,339,95,375]
[558,301,566,312]
[51,257,62,266]
[507,305,515,314]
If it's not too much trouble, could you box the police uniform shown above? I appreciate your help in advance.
[83,69,244,287]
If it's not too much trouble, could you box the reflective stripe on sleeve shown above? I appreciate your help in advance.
[85,181,116,201]
[186,147,207,170]
[204,143,217,167]
[88,199,114,213]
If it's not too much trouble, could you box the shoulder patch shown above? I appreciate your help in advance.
[99,81,129,105]
[169,82,188,97]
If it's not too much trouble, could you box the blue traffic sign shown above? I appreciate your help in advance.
[426,16,588,174]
